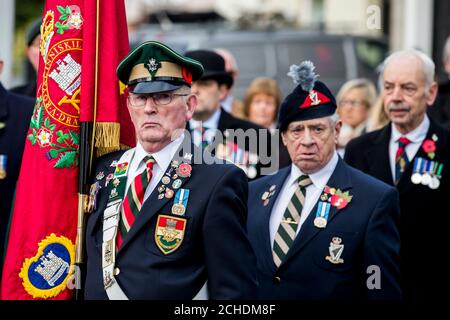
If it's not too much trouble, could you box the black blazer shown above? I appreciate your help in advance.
[84,143,258,299]
[247,158,401,300]
[344,119,450,301]
[0,83,34,268]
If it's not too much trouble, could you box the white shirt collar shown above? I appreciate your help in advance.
[189,108,222,131]
[391,115,430,143]
[288,151,339,190]
[134,133,185,170]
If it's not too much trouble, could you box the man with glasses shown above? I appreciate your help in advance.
[84,41,257,300]
[345,49,450,301]
[247,61,401,299]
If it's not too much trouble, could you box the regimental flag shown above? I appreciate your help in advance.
[0,0,134,300]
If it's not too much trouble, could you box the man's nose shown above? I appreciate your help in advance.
[391,86,403,101]
[143,96,158,112]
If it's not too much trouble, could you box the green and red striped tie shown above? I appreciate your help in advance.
[117,156,155,248]
[273,175,312,267]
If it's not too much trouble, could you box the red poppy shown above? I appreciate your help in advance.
[178,163,192,177]
[422,139,436,153]
[330,195,349,210]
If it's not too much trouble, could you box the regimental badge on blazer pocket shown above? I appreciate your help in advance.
[313,231,359,272]
[154,214,187,255]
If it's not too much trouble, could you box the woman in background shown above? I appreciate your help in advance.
[336,78,377,156]
[243,78,281,130]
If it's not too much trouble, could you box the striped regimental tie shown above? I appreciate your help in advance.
[395,136,411,184]
[273,175,312,267]
[117,156,155,248]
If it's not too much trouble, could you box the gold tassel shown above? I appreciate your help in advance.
[94,122,120,157]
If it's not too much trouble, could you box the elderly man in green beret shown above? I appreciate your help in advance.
[84,41,257,300]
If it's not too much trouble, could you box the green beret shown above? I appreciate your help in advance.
[117,41,204,93]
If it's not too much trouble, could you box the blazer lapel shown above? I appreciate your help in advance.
[364,125,393,185]
[281,158,353,265]
[118,142,196,253]
[396,120,442,190]
[256,167,290,272]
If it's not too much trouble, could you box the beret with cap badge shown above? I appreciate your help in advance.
[277,61,337,132]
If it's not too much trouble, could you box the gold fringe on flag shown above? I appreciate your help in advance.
[94,122,128,157]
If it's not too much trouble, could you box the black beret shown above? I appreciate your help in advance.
[26,17,41,47]
[277,61,337,132]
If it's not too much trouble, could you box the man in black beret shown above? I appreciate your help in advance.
[184,49,276,180]
[246,61,402,299]
[11,17,41,97]
[84,41,257,300]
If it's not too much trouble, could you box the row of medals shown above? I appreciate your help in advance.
[157,160,190,216]
[411,171,440,189]
[410,158,441,189]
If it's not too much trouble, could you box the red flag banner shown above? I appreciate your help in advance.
[1,0,133,299]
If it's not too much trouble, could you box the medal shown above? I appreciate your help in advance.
[171,203,185,215]
[411,173,422,184]
[161,176,170,185]
[314,217,327,228]
[429,176,440,189]
[171,189,190,215]
[411,158,423,184]
[247,166,257,179]
[96,171,105,180]
[165,188,174,199]
[314,201,331,228]
[421,173,432,185]
[0,154,7,179]
[172,179,182,189]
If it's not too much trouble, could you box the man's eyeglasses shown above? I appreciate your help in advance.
[128,92,189,108]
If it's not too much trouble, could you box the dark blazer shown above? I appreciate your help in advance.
[247,158,402,300]
[428,80,450,130]
[84,143,258,299]
[0,83,34,268]
[344,120,450,301]
[187,108,276,180]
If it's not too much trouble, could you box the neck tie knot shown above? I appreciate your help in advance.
[298,175,312,188]
[144,155,155,170]
[398,136,411,148]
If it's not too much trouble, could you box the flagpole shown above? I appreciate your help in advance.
[74,0,100,300]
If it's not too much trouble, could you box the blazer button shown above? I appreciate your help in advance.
[273,276,281,284]
[114,267,120,276]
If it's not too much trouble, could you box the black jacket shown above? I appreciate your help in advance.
[344,119,450,301]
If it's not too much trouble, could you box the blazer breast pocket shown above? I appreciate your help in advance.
[313,230,360,273]
[145,213,194,259]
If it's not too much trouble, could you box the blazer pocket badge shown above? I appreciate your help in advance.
[155,215,186,255]
[325,237,344,264]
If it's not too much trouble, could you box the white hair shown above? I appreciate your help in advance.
[380,49,435,89]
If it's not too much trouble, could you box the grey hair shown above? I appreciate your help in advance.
[443,36,450,64]
[328,112,340,125]
[380,49,435,89]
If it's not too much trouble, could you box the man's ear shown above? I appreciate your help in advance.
[218,83,229,101]
[281,131,287,146]
[0,59,4,74]
[185,94,197,121]
[334,119,342,144]
[426,82,438,106]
